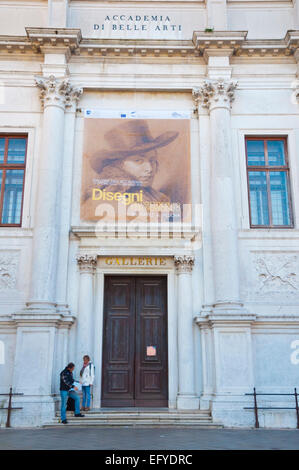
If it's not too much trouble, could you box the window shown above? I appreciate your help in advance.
[0,135,27,226]
[245,137,293,228]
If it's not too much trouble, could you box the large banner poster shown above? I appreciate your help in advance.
[80,118,191,224]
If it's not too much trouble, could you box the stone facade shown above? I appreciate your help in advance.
[0,0,299,428]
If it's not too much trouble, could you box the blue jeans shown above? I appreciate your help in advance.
[82,385,91,408]
[60,390,80,421]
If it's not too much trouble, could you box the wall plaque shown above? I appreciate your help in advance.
[147,346,157,357]
[69,6,205,40]
[97,256,174,268]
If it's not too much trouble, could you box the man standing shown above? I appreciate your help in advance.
[60,362,85,424]
[80,355,95,411]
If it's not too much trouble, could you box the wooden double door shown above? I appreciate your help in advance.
[101,275,168,407]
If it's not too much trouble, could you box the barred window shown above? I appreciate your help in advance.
[245,137,293,228]
[0,135,27,226]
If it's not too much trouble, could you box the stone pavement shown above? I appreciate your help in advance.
[0,427,298,450]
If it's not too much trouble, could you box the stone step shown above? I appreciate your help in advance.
[45,409,223,428]
[45,419,222,428]
[56,411,210,418]
[55,410,211,418]
[52,416,213,422]
[53,415,213,421]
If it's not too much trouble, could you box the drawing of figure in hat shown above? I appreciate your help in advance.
[82,119,179,212]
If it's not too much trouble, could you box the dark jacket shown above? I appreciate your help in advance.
[60,367,75,391]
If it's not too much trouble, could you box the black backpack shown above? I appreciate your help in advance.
[66,396,75,411]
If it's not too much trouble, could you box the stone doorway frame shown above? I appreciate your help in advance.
[92,256,178,409]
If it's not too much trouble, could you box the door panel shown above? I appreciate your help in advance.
[102,277,135,406]
[102,275,168,407]
[135,277,168,406]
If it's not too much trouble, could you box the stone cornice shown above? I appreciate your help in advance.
[0,36,34,55]
[195,313,299,327]
[285,30,299,51]
[193,30,299,59]
[0,29,299,60]
[192,30,248,57]
[9,311,76,327]
[70,225,199,241]
[195,313,257,326]
[26,27,82,55]
[78,39,196,58]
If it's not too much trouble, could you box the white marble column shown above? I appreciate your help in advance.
[175,255,199,409]
[76,255,97,366]
[55,92,82,314]
[28,75,82,312]
[193,80,243,312]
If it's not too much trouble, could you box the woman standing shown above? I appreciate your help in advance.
[80,355,95,411]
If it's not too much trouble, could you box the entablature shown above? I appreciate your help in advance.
[0,29,299,61]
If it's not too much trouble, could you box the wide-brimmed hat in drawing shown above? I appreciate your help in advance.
[90,120,179,173]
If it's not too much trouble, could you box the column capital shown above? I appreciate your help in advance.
[76,254,97,273]
[193,79,238,113]
[35,75,83,110]
[65,85,84,112]
[292,80,299,103]
[174,255,195,273]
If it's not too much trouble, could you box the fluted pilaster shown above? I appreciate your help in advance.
[174,255,199,409]
[76,254,97,364]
